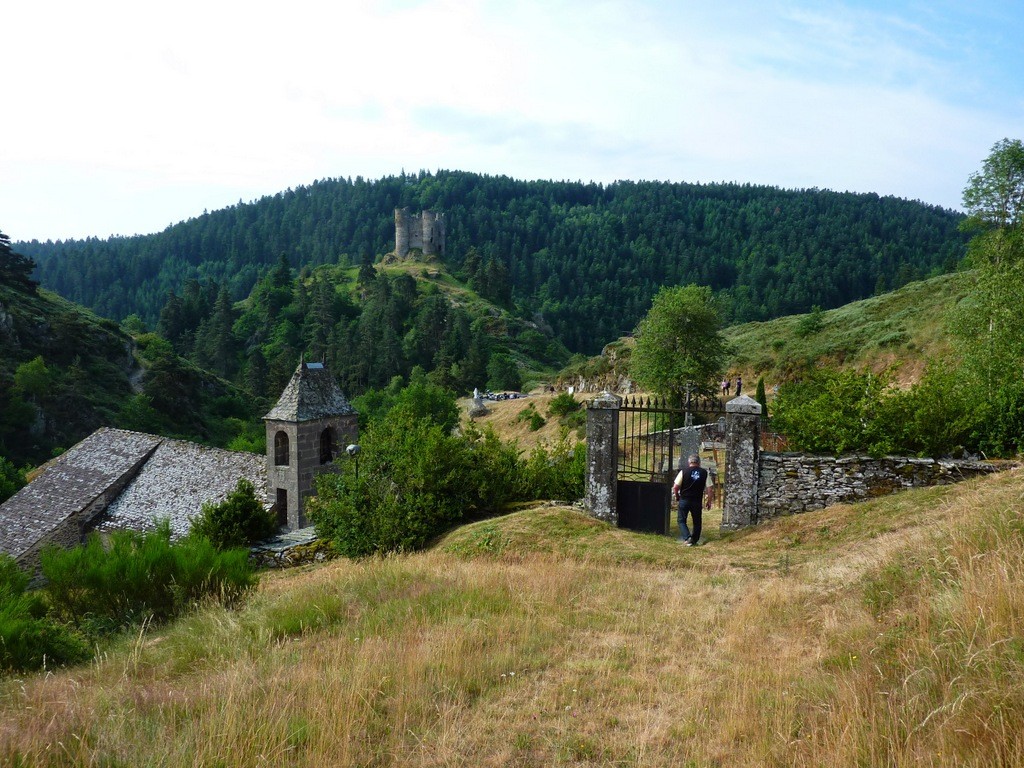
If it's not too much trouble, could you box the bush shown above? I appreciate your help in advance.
[310,381,586,558]
[41,522,256,631]
[0,455,25,504]
[973,381,1024,457]
[353,368,460,432]
[771,364,986,458]
[515,403,546,431]
[0,555,90,672]
[521,435,586,501]
[795,305,824,338]
[547,391,582,418]
[771,369,896,456]
[310,408,474,556]
[309,409,528,557]
[191,478,277,550]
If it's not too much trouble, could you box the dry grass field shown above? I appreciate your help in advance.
[3,466,1024,767]
[462,391,586,453]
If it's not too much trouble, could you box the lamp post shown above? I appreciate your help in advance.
[346,443,361,480]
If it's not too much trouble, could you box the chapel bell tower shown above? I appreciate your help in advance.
[264,362,358,529]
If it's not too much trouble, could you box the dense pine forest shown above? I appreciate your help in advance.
[19,171,968,353]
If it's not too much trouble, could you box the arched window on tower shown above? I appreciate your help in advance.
[274,431,290,466]
[319,427,336,465]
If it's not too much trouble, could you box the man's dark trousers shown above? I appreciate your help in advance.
[678,496,703,543]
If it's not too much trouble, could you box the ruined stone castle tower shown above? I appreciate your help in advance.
[264,362,358,529]
[394,208,445,258]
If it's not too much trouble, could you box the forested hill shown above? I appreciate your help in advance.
[19,171,968,353]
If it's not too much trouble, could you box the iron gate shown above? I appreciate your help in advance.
[616,393,725,534]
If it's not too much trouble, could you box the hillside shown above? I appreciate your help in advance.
[555,271,972,396]
[3,467,1022,765]
[18,171,968,354]
[0,281,262,467]
[724,270,970,387]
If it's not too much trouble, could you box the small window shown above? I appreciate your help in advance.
[319,427,336,465]
[274,431,290,466]
[275,488,288,527]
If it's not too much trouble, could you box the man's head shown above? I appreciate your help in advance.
[688,454,700,466]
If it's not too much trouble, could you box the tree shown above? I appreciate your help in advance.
[486,354,521,391]
[755,377,768,419]
[962,138,1024,233]
[190,478,277,550]
[629,284,728,398]
[0,455,25,503]
[953,138,1024,392]
[0,230,37,291]
[13,356,54,404]
[194,286,239,378]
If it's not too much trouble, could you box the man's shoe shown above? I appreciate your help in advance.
[684,541,693,547]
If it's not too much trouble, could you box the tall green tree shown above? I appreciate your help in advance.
[629,284,728,398]
[0,230,37,291]
[952,138,1024,391]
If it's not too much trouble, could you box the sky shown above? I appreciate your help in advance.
[2,0,1023,243]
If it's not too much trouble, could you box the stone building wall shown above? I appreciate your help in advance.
[266,415,357,529]
[394,208,445,258]
[757,453,1002,521]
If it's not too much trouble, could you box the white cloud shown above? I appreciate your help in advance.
[1,0,1021,240]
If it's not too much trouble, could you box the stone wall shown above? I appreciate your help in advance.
[266,415,357,529]
[394,208,445,258]
[757,453,1003,521]
[585,392,1010,533]
[250,537,337,569]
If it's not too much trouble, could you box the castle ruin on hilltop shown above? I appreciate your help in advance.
[394,208,445,258]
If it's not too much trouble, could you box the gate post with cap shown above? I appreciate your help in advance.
[585,391,621,524]
[721,394,762,530]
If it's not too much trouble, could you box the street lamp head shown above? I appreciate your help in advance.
[346,444,361,457]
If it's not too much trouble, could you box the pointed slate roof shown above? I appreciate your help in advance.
[264,362,356,422]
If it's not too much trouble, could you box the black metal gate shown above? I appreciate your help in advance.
[616,393,724,534]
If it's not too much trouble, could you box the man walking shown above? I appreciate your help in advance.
[673,454,713,546]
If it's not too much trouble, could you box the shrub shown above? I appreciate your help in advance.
[515,403,546,431]
[41,522,256,631]
[309,406,478,557]
[522,435,586,501]
[0,555,90,672]
[547,391,582,418]
[795,305,824,338]
[973,381,1024,457]
[191,478,277,550]
[0,455,25,504]
[310,411,527,557]
[771,369,896,456]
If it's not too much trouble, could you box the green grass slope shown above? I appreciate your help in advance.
[3,466,1023,766]
[725,271,970,386]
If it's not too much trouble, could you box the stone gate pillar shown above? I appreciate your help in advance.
[585,391,621,524]
[721,395,762,530]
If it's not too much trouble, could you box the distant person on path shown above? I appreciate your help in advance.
[721,378,730,397]
[735,375,743,397]
[673,454,713,546]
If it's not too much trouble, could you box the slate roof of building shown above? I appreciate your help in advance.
[89,437,267,540]
[264,361,356,421]
[0,428,268,562]
[0,428,162,561]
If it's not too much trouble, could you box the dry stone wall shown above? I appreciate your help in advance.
[757,453,1002,521]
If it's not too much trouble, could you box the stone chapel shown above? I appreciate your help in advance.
[0,360,358,570]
